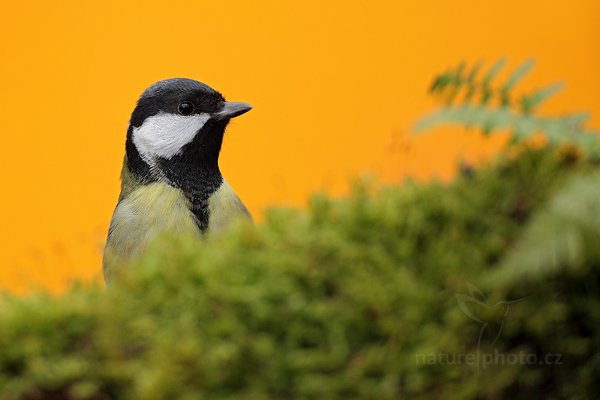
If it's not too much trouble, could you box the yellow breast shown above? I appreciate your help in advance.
[103,182,200,278]
[103,180,251,281]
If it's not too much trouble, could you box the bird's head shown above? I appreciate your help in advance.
[125,78,252,181]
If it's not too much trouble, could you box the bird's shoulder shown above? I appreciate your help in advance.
[207,180,252,233]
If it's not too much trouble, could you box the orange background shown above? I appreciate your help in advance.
[1,0,598,293]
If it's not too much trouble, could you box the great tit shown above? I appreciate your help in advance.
[103,78,252,282]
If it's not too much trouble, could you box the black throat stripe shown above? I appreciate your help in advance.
[158,159,223,231]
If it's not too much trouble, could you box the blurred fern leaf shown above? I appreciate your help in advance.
[489,172,600,285]
[415,60,600,154]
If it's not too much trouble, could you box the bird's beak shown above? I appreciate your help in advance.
[213,101,253,121]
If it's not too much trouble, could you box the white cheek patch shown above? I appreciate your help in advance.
[132,112,211,160]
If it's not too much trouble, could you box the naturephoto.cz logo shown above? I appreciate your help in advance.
[416,349,562,369]
[415,283,562,371]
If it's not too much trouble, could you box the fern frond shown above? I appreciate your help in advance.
[520,82,564,113]
[415,59,600,155]
[499,59,534,105]
[488,172,600,285]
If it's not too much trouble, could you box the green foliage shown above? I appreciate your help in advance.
[415,60,600,154]
[490,171,600,283]
[1,147,599,399]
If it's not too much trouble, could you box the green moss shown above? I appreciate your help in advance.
[1,146,599,399]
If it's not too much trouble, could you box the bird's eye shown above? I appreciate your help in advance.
[178,101,194,116]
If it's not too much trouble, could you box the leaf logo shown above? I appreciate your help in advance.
[456,283,526,348]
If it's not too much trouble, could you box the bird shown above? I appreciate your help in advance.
[103,78,253,282]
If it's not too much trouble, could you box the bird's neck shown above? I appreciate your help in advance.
[161,159,224,231]
[158,157,223,190]
[122,156,223,231]
[123,122,229,230]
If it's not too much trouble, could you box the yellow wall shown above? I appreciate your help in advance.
[1,0,598,293]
